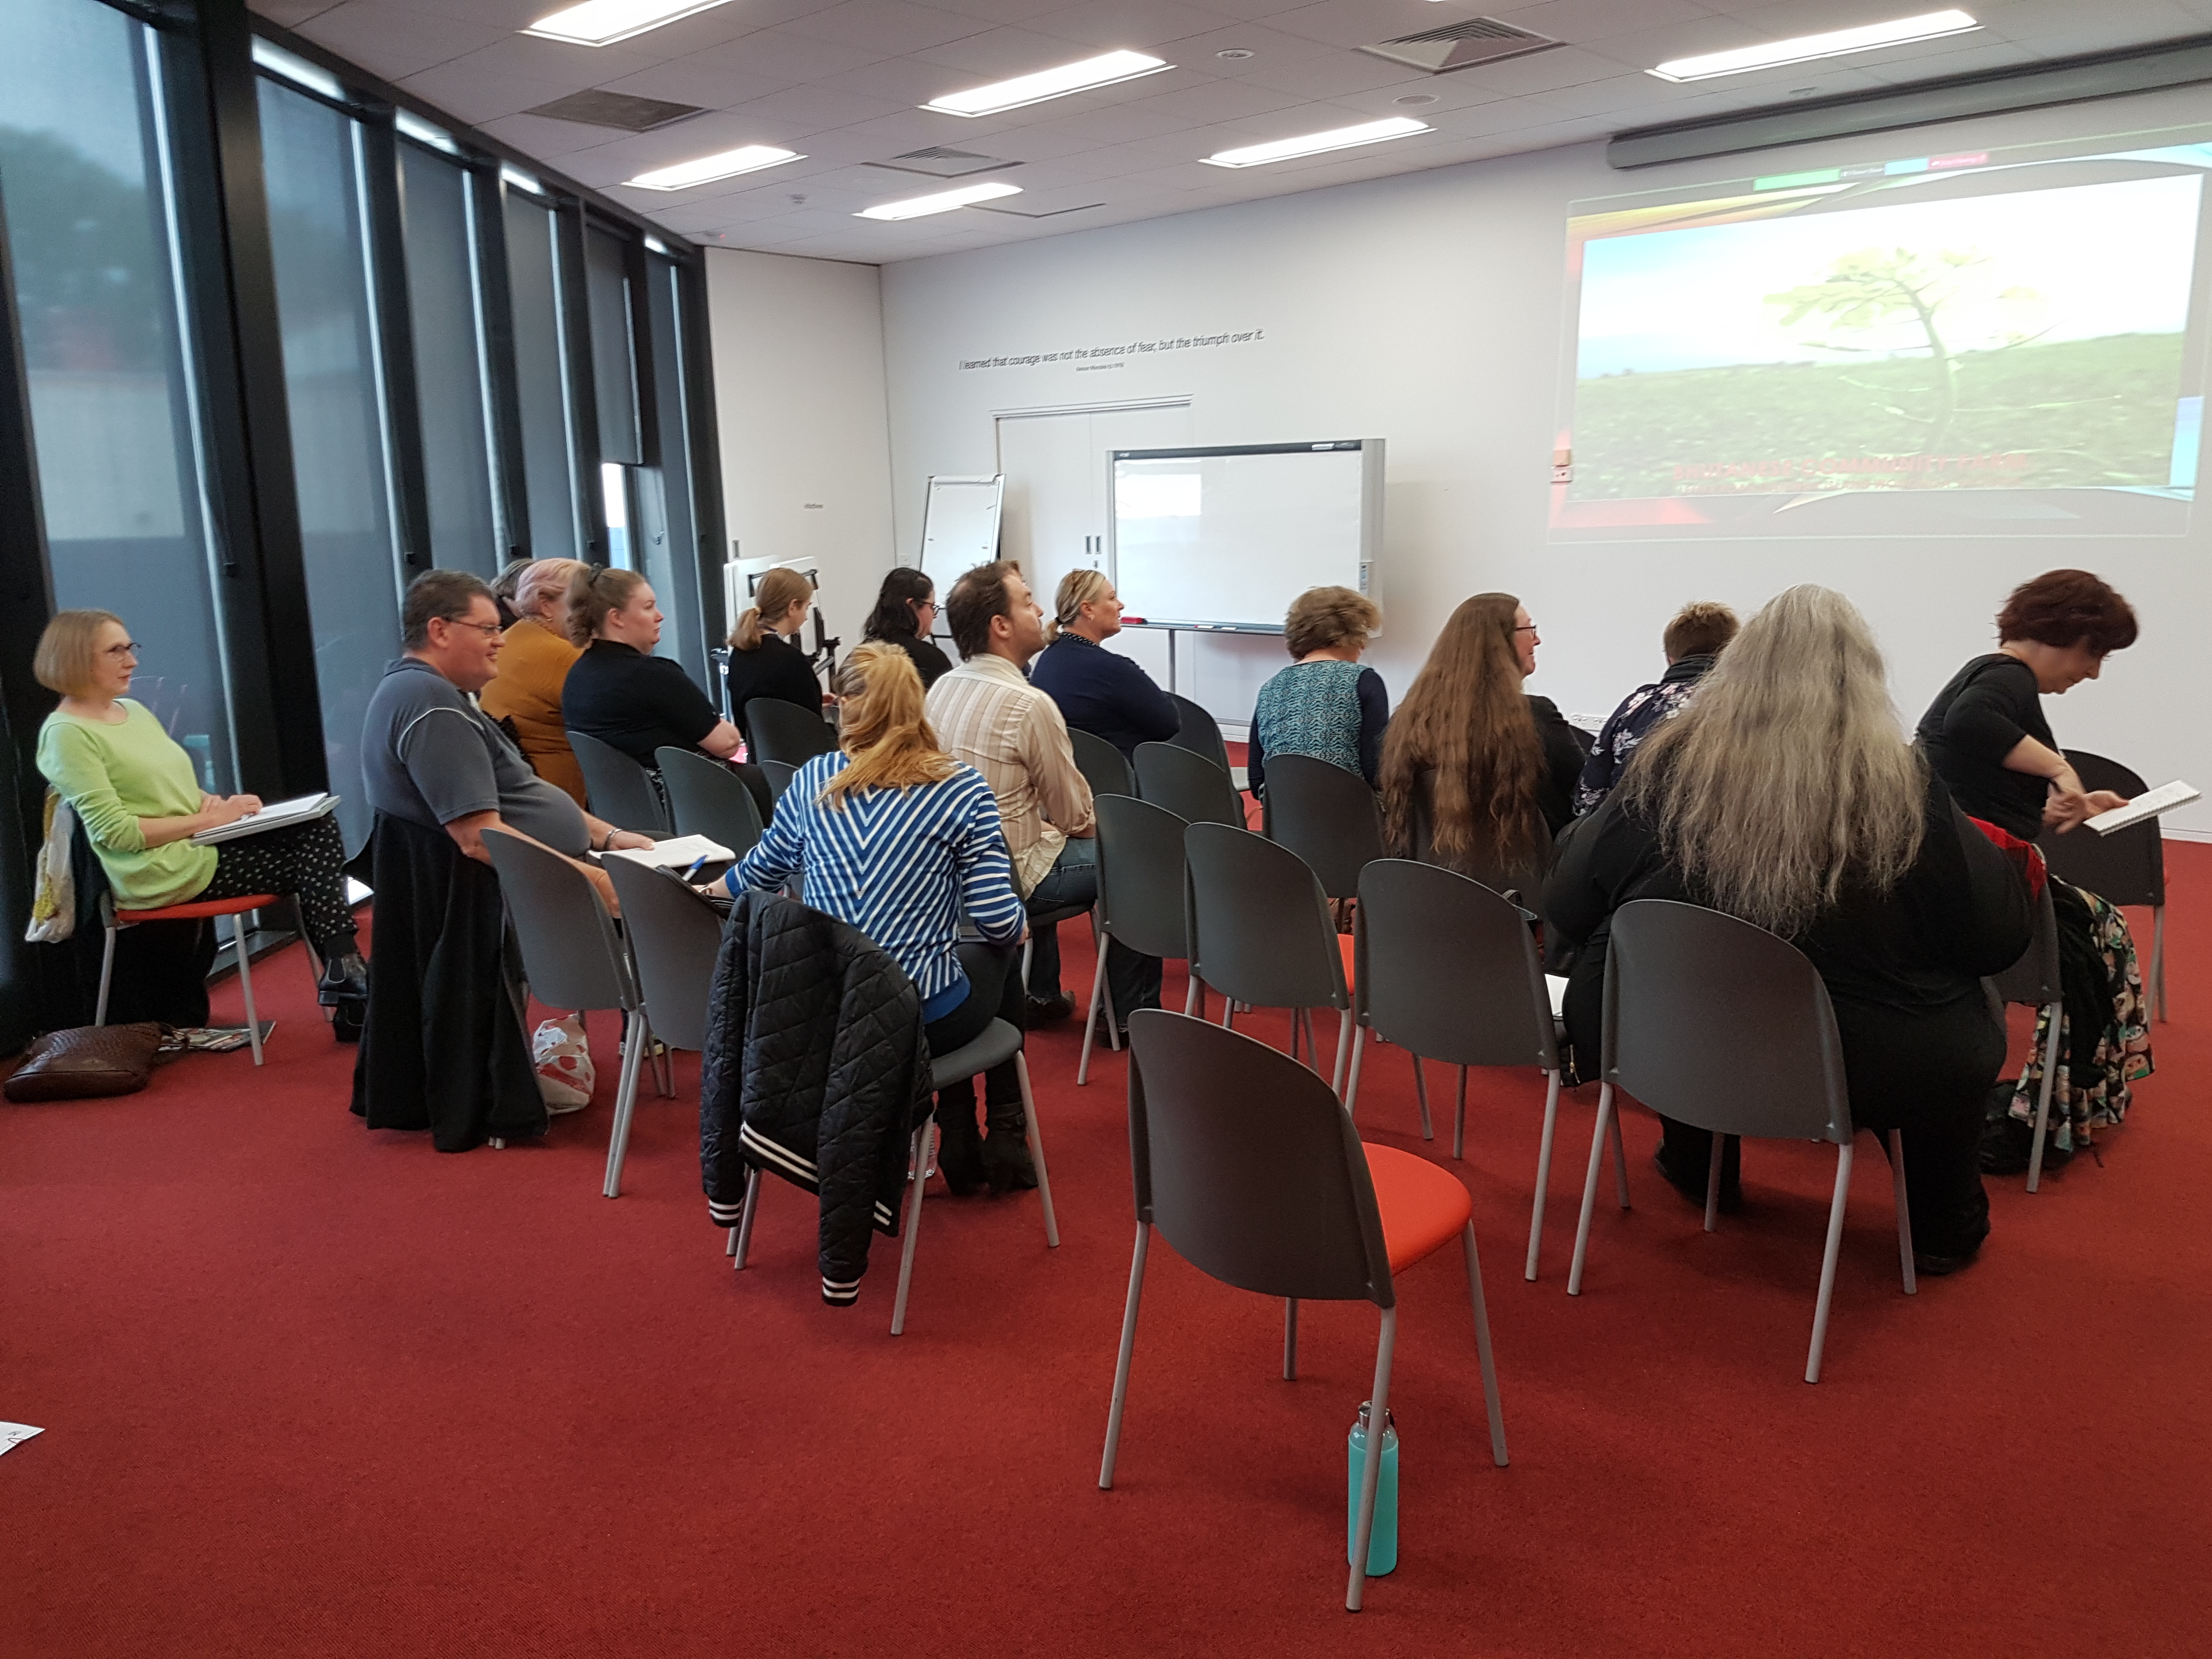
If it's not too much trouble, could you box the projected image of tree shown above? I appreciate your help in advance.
[1566,173,2202,501]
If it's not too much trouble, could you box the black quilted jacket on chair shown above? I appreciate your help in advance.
[699,890,934,1304]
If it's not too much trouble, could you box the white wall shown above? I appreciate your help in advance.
[704,248,895,660]
[879,84,2212,831]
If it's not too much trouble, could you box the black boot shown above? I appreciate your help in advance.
[318,950,368,1007]
[933,1092,988,1196]
[983,1099,1037,1192]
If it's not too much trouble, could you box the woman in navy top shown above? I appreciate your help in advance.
[1029,570,1180,759]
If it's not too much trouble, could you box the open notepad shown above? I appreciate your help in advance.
[2085,781,2200,837]
[189,793,338,845]
[601,834,736,870]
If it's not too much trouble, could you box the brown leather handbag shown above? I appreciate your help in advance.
[4,1023,168,1102]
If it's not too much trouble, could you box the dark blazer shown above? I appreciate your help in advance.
[1028,633,1181,759]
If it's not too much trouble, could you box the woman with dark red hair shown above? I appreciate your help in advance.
[1917,569,2153,1171]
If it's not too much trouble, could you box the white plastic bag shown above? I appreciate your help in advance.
[532,1013,594,1114]
[24,792,75,944]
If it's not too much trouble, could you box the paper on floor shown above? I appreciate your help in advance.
[0,1423,43,1457]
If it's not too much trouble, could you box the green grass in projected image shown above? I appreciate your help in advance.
[1571,331,2187,499]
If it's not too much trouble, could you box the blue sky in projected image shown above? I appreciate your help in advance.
[1577,172,2202,378]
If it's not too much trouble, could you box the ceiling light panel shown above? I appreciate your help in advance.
[1199,117,1430,169]
[857,182,1022,220]
[523,0,737,48]
[924,50,1171,118]
[626,145,804,189]
[1649,10,1980,82]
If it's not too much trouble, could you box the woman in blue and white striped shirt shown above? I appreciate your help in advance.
[723,641,1030,1190]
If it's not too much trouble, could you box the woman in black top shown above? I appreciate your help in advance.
[725,566,827,754]
[562,568,743,770]
[1549,587,2031,1269]
[862,567,953,690]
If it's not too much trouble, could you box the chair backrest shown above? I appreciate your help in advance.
[480,827,637,1013]
[1126,1009,1393,1306]
[1355,859,1556,1069]
[1987,880,2061,1007]
[759,759,799,800]
[569,729,672,836]
[1096,794,1190,962]
[603,857,725,1052]
[656,746,765,859]
[746,698,837,767]
[1166,693,1232,776]
[1183,821,1347,1012]
[1136,741,1243,828]
[1069,727,1136,800]
[1410,783,1550,913]
[1602,899,1849,1144]
[2039,748,2163,907]
[1264,753,1383,900]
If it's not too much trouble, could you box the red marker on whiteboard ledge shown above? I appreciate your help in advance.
[1121,615,1148,625]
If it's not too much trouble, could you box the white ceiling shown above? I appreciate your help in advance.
[251,0,2212,262]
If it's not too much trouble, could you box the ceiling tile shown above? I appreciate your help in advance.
[396,59,590,120]
[680,26,893,81]
[290,2,512,80]
[776,0,998,53]
[1230,50,1429,97]
[1022,0,1246,50]
[906,24,1112,73]
[593,60,798,106]
[1487,0,1718,43]
[1115,75,1317,121]
[1444,43,1650,94]
[717,82,916,132]
[1266,0,1492,51]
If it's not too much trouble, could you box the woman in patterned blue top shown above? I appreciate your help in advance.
[1248,585,1389,795]
[721,642,1028,1189]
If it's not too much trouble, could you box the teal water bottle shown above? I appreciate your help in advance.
[1347,1402,1398,1576]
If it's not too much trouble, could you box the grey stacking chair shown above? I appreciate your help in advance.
[1069,727,1136,800]
[745,697,836,768]
[1183,821,1353,1093]
[1136,741,1243,829]
[569,729,672,836]
[759,759,799,800]
[1410,790,1551,916]
[1166,692,1233,778]
[1346,859,1613,1282]
[1566,899,1916,1385]
[1264,753,1384,900]
[656,746,765,859]
[481,828,669,1198]
[2040,748,2165,1021]
[1080,795,1196,1084]
[1100,1010,1507,1612]
[1986,881,2065,1192]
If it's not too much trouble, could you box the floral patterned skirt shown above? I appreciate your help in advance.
[2010,882,2153,1152]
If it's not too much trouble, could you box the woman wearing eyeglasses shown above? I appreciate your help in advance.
[862,567,953,690]
[33,608,368,1017]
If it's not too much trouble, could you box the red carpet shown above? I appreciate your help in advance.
[4,853,2209,1657]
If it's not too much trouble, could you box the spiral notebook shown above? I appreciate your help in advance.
[2085,781,2200,837]
[189,793,338,845]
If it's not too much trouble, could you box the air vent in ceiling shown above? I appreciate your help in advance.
[866,146,1021,178]
[1358,17,1562,75]
[522,90,704,132]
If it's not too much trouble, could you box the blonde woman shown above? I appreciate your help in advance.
[717,642,1028,1190]
[1546,585,2032,1272]
[724,565,823,755]
[33,608,366,1017]
[560,567,742,771]
[1248,585,1387,794]
[1029,569,1180,761]
[479,557,591,804]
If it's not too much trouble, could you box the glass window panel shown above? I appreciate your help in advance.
[0,0,234,790]
[504,191,579,560]
[637,255,707,685]
[601,461,631,568]
[258,77,400,854]
[399,144,500,572]
[585,224,639,464]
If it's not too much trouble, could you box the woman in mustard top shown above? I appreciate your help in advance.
[478,558,589,805]
[34,610,366,1011]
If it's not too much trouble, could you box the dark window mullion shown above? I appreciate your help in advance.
[471,165,529,564]
[358,110,431,572]
[555,198,602,561]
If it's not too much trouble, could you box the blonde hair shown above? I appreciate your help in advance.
[817,642,957,806]
[515,558,590,622]
[1622,585,1925,937]
[1284,586,1380,657]
[34,609,125,697]
[732,567,812,652]
[567,567,649,646]
[1053,568,1112,635]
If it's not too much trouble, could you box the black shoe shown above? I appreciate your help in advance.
[933,1097,989,1196]
[1653,1147,1742,1215]
[1025,992,1075,1026]
[983,1104,1039,1192]
[318,951,368,1007]
[1912,1246,1982,1277]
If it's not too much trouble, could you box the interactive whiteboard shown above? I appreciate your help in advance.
[1110,441,1381,634]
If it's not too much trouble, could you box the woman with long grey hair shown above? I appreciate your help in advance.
[1547,585,2033,1273]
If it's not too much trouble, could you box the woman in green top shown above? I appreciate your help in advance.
[35,610,366,1012]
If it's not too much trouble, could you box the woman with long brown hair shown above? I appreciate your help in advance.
[1378,592,1586,891]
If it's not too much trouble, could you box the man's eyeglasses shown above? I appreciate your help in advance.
[447,619,504,640]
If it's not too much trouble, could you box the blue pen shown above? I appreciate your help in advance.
[683,854,710,883]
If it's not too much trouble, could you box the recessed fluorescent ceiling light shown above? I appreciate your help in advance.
[625,145,803,189]
[1649,9,1979,81]
[1199,117,1429,168]
[856,182,1022,220]
[924,50,1170,117]
[523,0,735,48]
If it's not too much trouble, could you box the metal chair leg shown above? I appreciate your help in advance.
[1283,1297,1299,1380]
[1610,1107,1631,1209]
[1806,1141,1854,1384]
[1462,1223,1508,1467]
[1567,1084,1616,1296]
[1098,1221,1151,1489]
[651,1019,674,1098]
[732,1166,761,1269]
[1015,1052,1059,1248]
[2150,905,2166,1022]
[96,923,119,1026]
[1525,1069,1562,1282]
[1331,1008,1353,1098]
[1077,944,1108,1087]
[1344,1024,1367,1120]
[1703,1133,1724,1232]
[2025,997,2063,1193]
[1453,1065,1468,1158]
[1096,913,1120,1048]
[890,1122,933,1335]
[1888,1127,1916,1295]
[1346,1306,1398,1612]
[234,928,265,1067]
[1183,973,1202,1018]
[600,1024,650,1198]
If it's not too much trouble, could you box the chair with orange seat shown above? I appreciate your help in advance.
[96,891,297,1065]
[1099,1009,1508,1611]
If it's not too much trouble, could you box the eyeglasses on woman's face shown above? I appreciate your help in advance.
[101,640,141,659]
